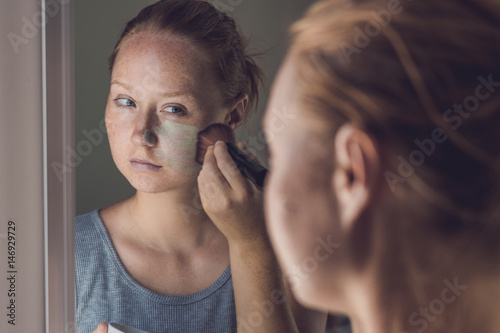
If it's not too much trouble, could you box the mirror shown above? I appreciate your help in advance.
[75,0,313,215]
[73,1,339,333]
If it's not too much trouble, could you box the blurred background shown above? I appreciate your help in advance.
[75,0,314,215]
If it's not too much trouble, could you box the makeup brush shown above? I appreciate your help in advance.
[195,123,268,187]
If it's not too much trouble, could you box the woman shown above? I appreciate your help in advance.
[76,0,326,332]
[264,0,500,332]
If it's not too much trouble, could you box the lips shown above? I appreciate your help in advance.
[130,158,162,171]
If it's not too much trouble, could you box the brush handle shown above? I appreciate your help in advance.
[226,143,268,188]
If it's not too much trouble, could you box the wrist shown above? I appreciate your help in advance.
[228,234,275,259]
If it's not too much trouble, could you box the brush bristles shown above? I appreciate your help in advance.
[195,123,236,164]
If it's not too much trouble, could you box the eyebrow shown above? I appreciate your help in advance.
[111,80,195,99]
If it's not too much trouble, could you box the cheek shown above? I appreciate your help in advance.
[265,165,315,261]
[105,110,130,159]
[152,119,202,175]
[266,159,340,272]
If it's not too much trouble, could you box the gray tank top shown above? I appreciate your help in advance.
[75,210,236,333]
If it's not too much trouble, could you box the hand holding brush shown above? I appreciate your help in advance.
[196,123,268,245]
[195,123,268,187]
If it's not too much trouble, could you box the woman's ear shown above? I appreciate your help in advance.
[333,124,380,231]
[224,94,248,129]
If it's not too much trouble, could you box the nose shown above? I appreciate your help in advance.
[132,108,159,148]
[142,129,157,146]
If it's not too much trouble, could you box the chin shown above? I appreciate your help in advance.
[290,271,337,312]
[293,291,319,310]
[130,181,169,193]
[275,238,336,311]
[125,171,197,194]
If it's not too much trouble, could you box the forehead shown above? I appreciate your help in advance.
[112,32,213,91]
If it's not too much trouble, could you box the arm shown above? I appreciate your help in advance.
[229,233,298,333]
[230,238,327,333]
[198,141,327,332]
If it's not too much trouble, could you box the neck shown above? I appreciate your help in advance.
[342,272,386,333]
[337,195,500,333]
[344,258,500,333]
[121,184,224,253]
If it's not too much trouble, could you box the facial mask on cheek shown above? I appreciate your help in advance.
[151,120,202,175]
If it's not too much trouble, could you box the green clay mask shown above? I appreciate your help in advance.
[150,119,201,175]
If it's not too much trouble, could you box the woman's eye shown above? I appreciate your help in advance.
[163,106,184,114]
[116,98,136,107]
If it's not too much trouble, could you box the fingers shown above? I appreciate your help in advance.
[199,141,254,208]
[93,322,108,333]
[236,141,261,164]
[198,144,231,209]
[213,141,251,193]
[200,144,230,190]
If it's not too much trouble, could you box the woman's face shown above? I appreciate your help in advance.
[263,56,344,309]
[105,32,228,193]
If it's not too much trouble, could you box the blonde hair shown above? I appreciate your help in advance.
[290,0,500,331]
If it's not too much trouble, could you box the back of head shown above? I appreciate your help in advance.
[290,0,500,331]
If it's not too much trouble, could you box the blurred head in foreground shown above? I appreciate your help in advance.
[264,0,500,332]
